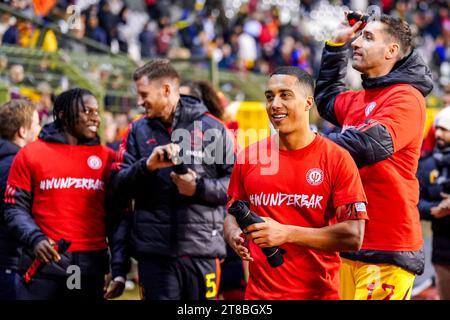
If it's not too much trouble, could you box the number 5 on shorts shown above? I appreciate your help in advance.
[205,273,217,299]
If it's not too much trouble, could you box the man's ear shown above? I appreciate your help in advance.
[17,126,27,140]
[386,42,400,60]
[305,96,314,111]
[162,83,171,97]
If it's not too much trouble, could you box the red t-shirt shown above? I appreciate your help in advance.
[334,84,425,251]
[228,134,367,300]
[7,139,114,252]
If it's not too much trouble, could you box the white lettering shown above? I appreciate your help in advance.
[60,177,68,189]
[262,193,270,206]
[294,194,302,207]
[279,193,289,206]
[68,178,77,188]
[301,194,309,208]
[248,192,324,209]
[53,178,61,189]
[286,194,295,206]
[66,265,81,290]
[38,178,105,191]
[254,193,262,206]
[269,193,279,206]
[315,195,323,209]
[178,304,211,317]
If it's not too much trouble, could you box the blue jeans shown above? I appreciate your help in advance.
[0,267,18,300]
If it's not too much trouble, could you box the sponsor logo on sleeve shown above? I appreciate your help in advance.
[355,202,367,212]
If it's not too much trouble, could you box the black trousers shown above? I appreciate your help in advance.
[0,267,19,300]
[138,255,220,300]
[17,274,104,300]
[16,250,108,300]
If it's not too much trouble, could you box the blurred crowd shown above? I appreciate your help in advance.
[0,0,449,151]
[0,0,448,79]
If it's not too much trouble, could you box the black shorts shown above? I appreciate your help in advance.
[138,255,221,300]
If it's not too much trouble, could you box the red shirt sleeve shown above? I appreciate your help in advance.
[370,87,425,152]
[227,156,248,207]
[331,149,367,210]
[334,91,358,125]
[7,148,33,192]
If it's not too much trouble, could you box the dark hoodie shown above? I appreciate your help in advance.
[361,50,434,95]
[111,95,235,259]
[313,44,434,275]
[0,139,21,269]
[315,46,434,130]
[38,121,100,146]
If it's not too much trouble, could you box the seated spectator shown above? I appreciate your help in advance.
[35,81,53,125]
[139,21,156,58]
[1,19,19,45]
[86,15,108,49]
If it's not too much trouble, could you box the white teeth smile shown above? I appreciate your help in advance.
[88,126,97,132]
[272,114,287,120]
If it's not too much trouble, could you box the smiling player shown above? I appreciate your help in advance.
[224,66,368,300]
[4,88,127,300]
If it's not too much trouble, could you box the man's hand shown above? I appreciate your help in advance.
[33,238,60,264]
[331,13,363,44]
[146,143,180,172]
[227,228,253,262]
[244,217,289,248]
[103,273,125,299]
[170,168,197,196]
[431,192,450,219]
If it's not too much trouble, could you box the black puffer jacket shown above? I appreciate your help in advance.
[112,95,235,259]
[418,147,450,264]
[0,139,21,269]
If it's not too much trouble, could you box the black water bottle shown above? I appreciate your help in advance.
[228,200,284,267]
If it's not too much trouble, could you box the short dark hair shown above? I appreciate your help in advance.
[133,59,180,82]
[0,99,36,140]
[379,14,412,57]
[53,88,94,130]
[270,66,314,95]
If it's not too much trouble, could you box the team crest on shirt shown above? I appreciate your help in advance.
[306,168,324,186]
[87,155,102,170]
[365,102,377,117]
